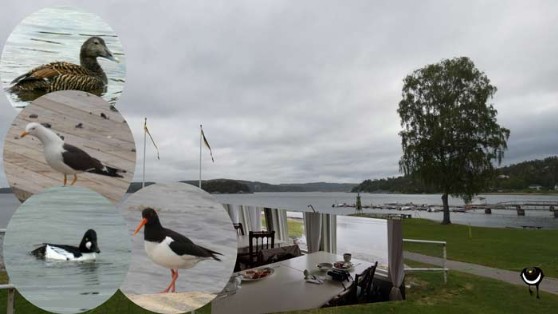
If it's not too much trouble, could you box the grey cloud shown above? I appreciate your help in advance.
[1,0,557,186]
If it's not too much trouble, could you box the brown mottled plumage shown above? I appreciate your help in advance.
[8,36,117,98]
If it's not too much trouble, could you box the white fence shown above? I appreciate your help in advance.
[403,238,448,284]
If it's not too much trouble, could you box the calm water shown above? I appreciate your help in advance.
[2,190,558,300]
[215,192,558,229]
[0,6,126,108]
[3,187,130,314]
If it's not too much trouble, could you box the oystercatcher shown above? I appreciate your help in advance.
[31,229,100,261]
[133,208,222,293]
[20,122,126,185]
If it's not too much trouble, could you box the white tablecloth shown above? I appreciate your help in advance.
[212,251,375,314]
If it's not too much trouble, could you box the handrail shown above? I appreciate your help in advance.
[1,229,16,314]
[403,238,448,284]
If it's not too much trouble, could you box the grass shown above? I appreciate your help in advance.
[262,215,304,238]
[285,266,558,314]
[3,217,558,313]
[287,217,304,238]
[3,267,558,314]
[0,272,212,314]
[401,218,558,277]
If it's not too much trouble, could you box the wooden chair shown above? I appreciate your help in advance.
[323,262,379,307]
[233,222,245,235]
[237,230,275,269]
[322,278,358,307]
[356,261,378,303]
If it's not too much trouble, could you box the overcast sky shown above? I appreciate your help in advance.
[1,0,557,187]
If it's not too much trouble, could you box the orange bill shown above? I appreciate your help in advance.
[133,218,148,235]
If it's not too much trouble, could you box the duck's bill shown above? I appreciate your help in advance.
[104,53,119,63]
[133,218,148,235]
[20,131,29,138]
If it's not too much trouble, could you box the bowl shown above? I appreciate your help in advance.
[317,262,333,271]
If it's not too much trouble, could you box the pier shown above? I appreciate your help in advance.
[496,201,558,211]
[369,200,558,218]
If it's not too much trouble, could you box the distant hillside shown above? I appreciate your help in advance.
[181,179,251,194]
[125,179,356,194]
[237,181,357,192]
[353,156,558,193]
[493,156,558,191]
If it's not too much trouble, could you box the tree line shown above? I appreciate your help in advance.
[353,156,558,193]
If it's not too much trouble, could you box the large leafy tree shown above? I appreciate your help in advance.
[398,57,510,224]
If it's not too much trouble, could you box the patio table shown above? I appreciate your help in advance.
[211,251,374,314]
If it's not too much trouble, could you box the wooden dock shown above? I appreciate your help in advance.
[3,90,136,204]
[496,201,558,211]
[126,291,216,313]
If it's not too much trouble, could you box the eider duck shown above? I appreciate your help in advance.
[133,208,222,293]
[8,36,118,99]
[31,229,101,261]
[20,122,126,186]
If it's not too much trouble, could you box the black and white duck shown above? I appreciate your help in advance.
[31,229,101,261]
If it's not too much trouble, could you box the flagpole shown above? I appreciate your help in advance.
[199,124,202,188]
[143,118,147,188]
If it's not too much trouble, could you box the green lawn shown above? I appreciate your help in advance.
[3,217,558,313]
[3,268,557,313]
[0,284,212,314]
[287,217,304,238]
[285,267,558,314]
[401,218,558,277]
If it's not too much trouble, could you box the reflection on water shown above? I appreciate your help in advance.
[0,6,126,108]
[3,187,130,314]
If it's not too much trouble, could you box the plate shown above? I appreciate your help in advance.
[317,262,333,271]
[240,267,275,281]
[333,261,353,270]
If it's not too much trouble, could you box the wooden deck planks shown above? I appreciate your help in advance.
[3,90,136,203]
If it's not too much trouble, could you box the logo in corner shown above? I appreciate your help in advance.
[520,267,544,299]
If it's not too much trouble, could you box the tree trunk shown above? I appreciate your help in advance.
[441,193,451,224]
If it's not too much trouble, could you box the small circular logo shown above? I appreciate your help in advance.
[520,267,544,298]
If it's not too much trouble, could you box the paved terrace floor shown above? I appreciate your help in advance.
[404,251,558,295]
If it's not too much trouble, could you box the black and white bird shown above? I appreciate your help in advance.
[8,36,118,100]
[31,229,100,261]
[133,208,222,293]
[20,122,126,185]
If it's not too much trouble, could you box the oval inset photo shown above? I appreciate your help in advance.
[3,186,131,314]
[0,6,126,108]
[120,182,237,314]
[2,90,135,203]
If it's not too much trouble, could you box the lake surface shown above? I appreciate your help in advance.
[215,192,558,229]
[2,187,130,313]
[2,190,558,298]
[0,6,126,108]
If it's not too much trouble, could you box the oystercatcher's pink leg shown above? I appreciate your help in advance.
[161,269,178,293]
[170,269,179,292]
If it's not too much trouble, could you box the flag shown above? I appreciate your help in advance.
[201,126,214,162]
[144,118,160,160]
